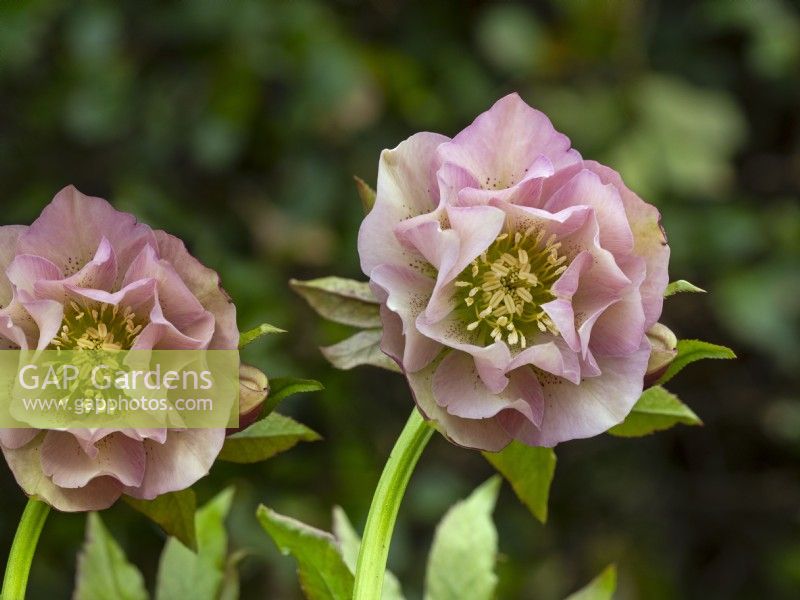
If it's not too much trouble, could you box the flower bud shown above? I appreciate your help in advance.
[238,363,269,430]
[644,323,678,387]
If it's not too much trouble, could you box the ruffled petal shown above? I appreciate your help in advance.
[436,93,581,190]
[416,311,512,393]
[125,245,216,349]
[544,169,635,256]
[583,161,670,328]
[40,431,146,488]
[508,338,581,385]
[124,429,225,500]
[154,231,238,350]
[0,226,27,306]
[517,339,650,447]
[359,133,450,277]
[6,255,62,296]
[21,299,64,350]
[406,357,513,451]
[0,429,38,449]
[371,264,441,373]
[18,186,157,283]
[2,436,123,511]
[433,351,543,425]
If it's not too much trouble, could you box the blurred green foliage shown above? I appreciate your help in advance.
[1,0,799,598]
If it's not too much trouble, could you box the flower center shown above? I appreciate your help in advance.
[454,227,568,348]
[51,301,144,351]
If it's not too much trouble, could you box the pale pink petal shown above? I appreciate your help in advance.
[6,255,62,295]
[63,278,157,313]
[35,237,118,302]
[541,251,593,352]
[0,429,38,449]
[589,256,647,356]
[18,186,157,283]
[583,161,670,328]
[0,302,33,349]
[395,218,460,325]
[359,132,450,276]
[416,311,512,392]
[2,438,123,511]
[436,93,581,190]
[433,351,543,424]
[544,169,634,255]
[455,155,555,208]
[417,204,506,324]
[125,245,216,349]
[406,359,513,451]
[125,429,225,500]
[508,339,581,385]
[517,340,650,447]
[436,162,480,206]
[41,431,145,488]
[377,305,405,369]
[371,264,441,373]
[445,204,507,280]
[154,231,238,350]
[133,288,214,350]
[21,299,64,350]
[0,226,27,306]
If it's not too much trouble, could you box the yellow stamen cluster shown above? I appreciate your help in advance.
[455,227,568,348]
[51,301,143,351]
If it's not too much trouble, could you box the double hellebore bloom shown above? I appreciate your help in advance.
[359,94,670,451]
[0,187,238,511]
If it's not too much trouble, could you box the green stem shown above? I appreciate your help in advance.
[353,408,434,600]
[2,499,50,600]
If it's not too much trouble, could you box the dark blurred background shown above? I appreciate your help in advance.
[1,0,799,598]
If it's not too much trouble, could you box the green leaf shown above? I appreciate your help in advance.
[354,176,376,213]
[608,386,702,437]
[321,329,401,373]
[219,412,321,463]
[424,477,501,600]
[75,513,149,600]
[290,277,381,328]
[262,377,324,416]
[239,323,286,348]
[257,506,354,600]
[156,488,235,600]
[331,507,405,600]
[482,442,556,523]
[564,564,617,600]
[124,489,198,551]
[657,339,736,385]
[664,279,706,297]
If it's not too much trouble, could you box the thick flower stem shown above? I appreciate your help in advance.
[353,408,434,600]
[2,499,50,600]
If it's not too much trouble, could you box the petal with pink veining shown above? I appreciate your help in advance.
[41,431,146,488]
[544,169,634,256]
[2,438,123,512]
[18,186,157,282]
[583,161,670,328]
[371,264,440,373]
[154,231,239,350]
[436,93,581,190]
[515,340,650,447]
[124,429,225,500]
[406,357,512,452]
[359,133,450,276]
[433,351,544,425]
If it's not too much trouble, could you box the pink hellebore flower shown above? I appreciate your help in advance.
[0,187,238,511]
[358,94,670,451]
